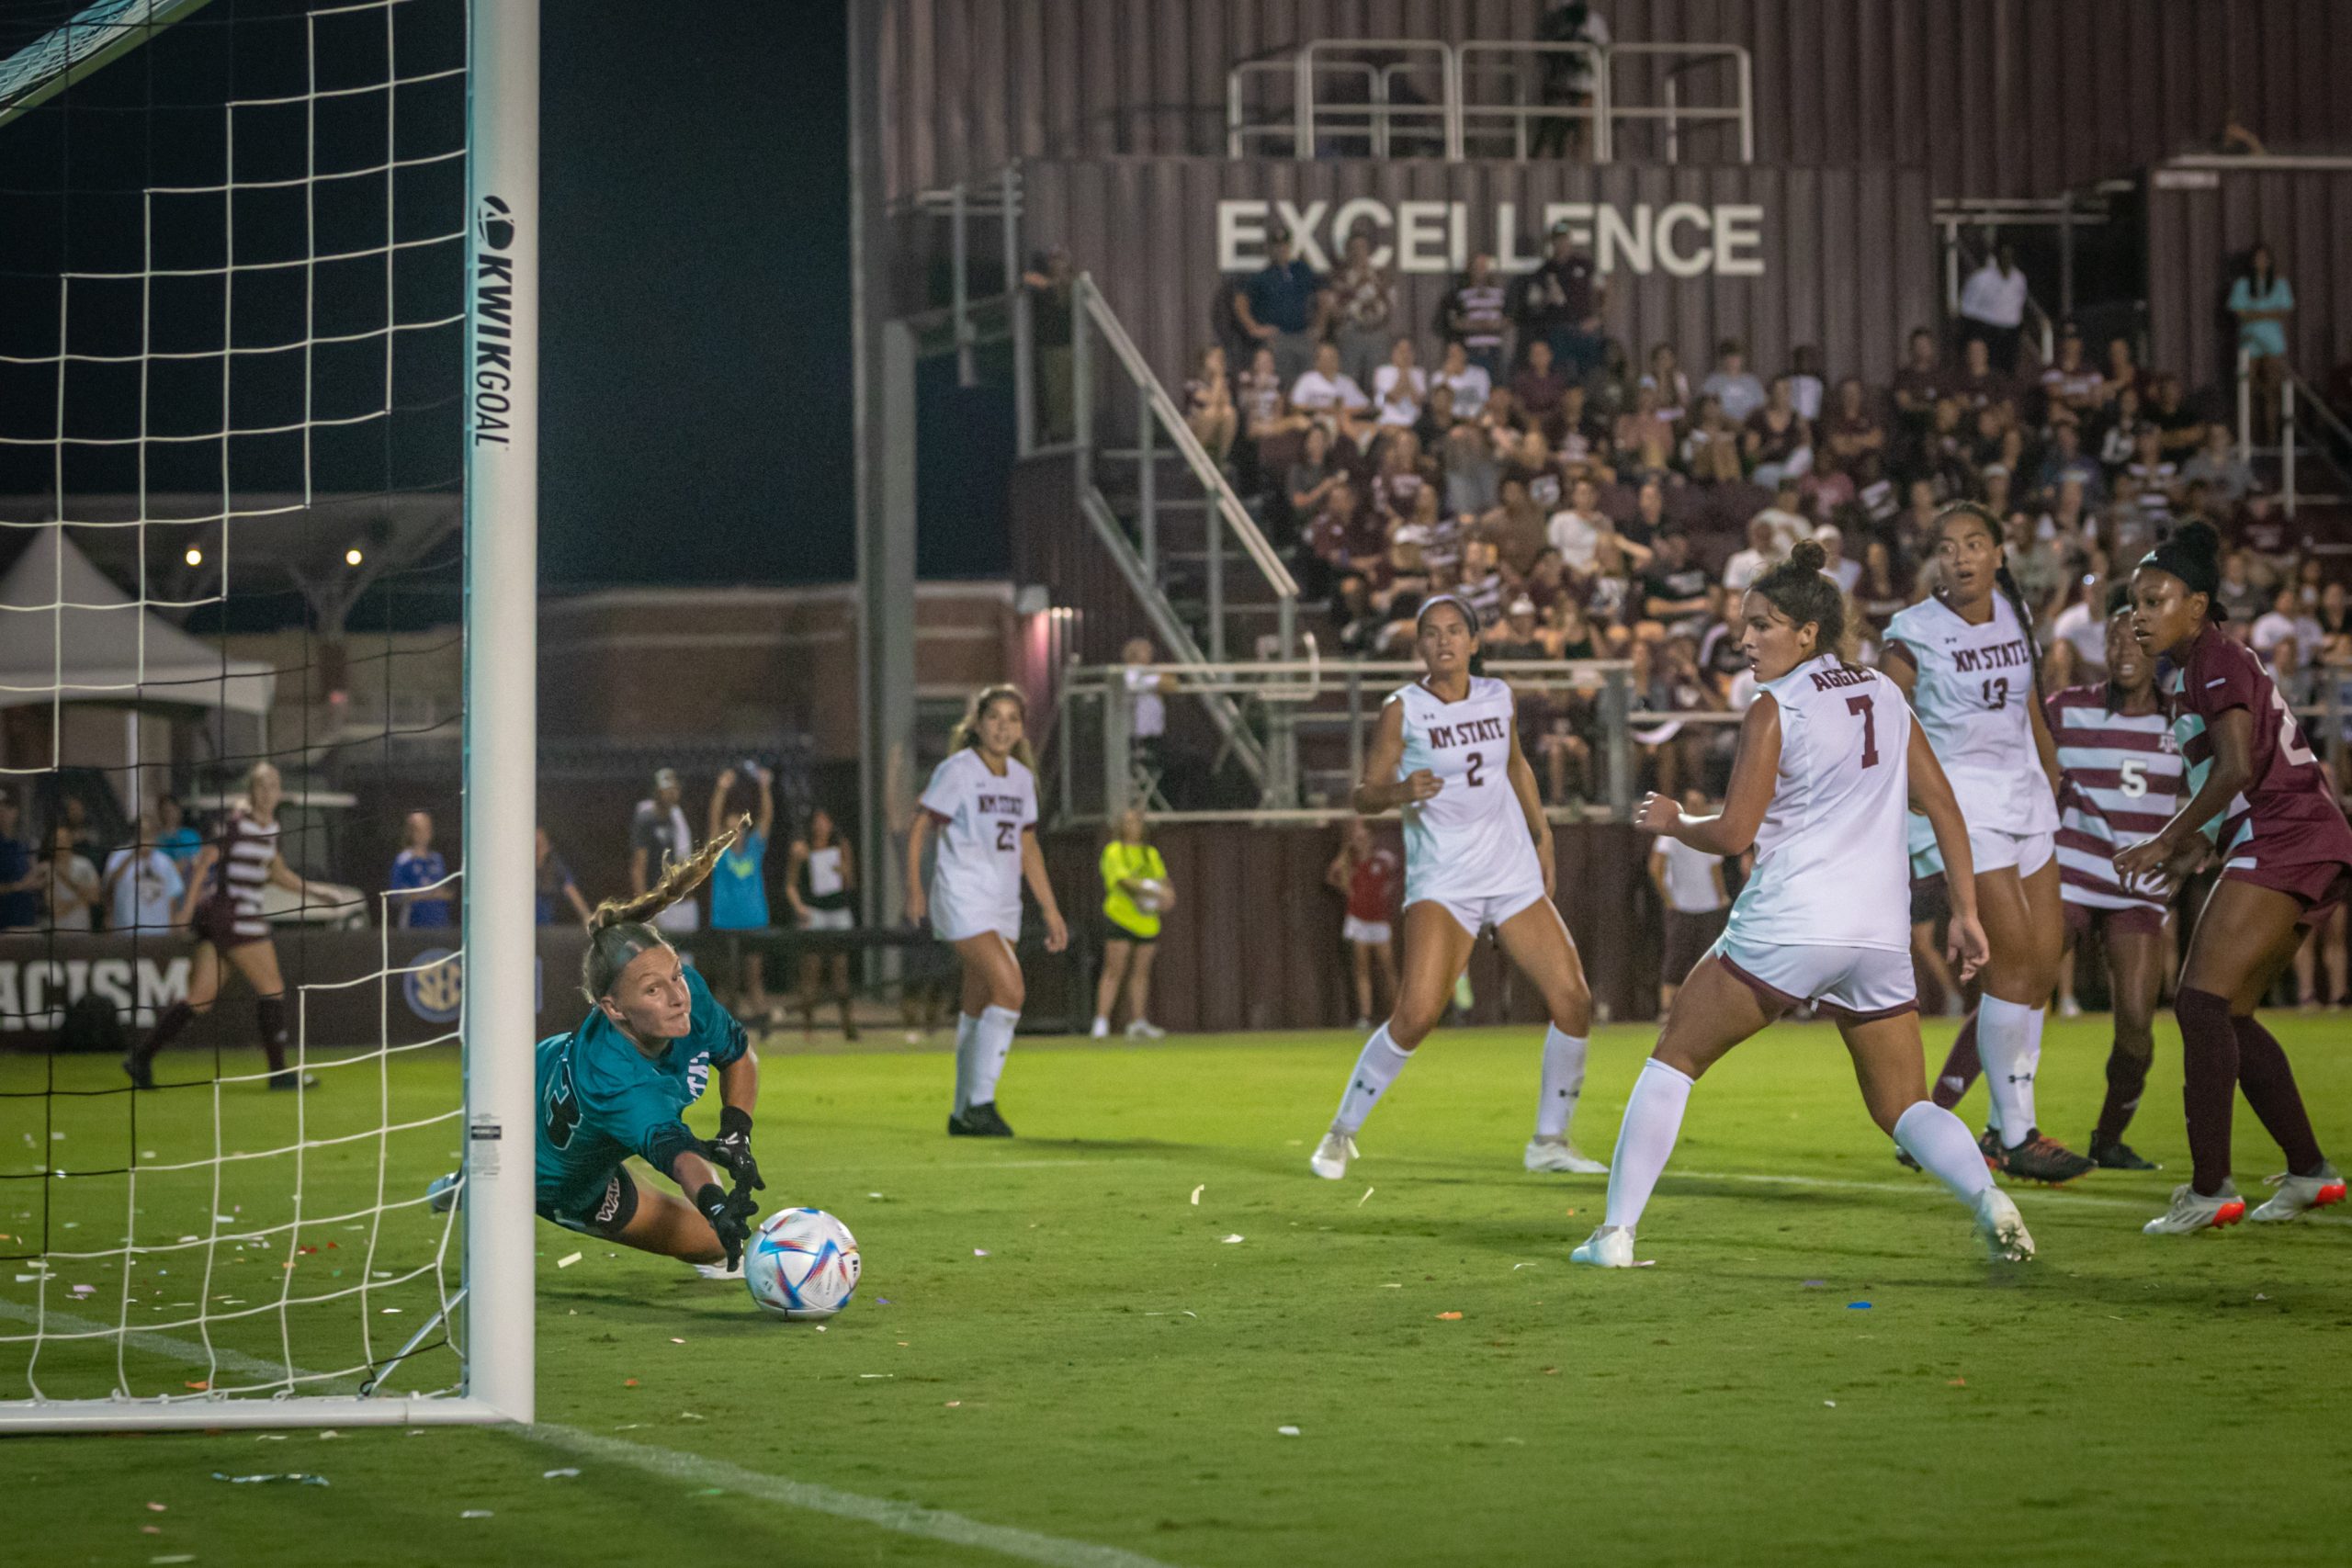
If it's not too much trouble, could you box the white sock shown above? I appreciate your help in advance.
[1978,996,2046,1149]
[1332,1024,1413,1135]
[1602,1058,1694,1232]
[952,1012,979,1112]
[1534,1024,1589,1140]
[1892,1100,1995,1205]
[969,1005,1019,1107]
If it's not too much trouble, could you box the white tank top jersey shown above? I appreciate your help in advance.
[1657,836,1727,913]
[806,843,847,897]
[1390,675,1544,908]
[1883,592,2058,838]
[1724,654,1915,952]
[919,749,1038,937]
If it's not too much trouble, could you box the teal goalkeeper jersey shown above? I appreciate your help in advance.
[535,964,749,1219]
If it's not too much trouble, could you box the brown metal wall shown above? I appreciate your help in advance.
[2143,166,2352,398]
[1020,156,1935,394]
[881,0,2352,202]
[1039,818,1659,1031]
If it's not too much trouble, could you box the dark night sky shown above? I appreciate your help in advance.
[0,0,857,592]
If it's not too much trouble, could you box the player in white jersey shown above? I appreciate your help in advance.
[1573,541,2032,1268]
[906,685,1069,1138]
[1307,596,1605,1181]
[1883,502,2093,1184]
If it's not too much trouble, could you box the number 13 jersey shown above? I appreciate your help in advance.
[1724,655,1915,952]
[1391,675,1543,908]
[1884,592,2058,838]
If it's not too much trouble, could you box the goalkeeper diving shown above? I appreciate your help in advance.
[430,817,768,1276]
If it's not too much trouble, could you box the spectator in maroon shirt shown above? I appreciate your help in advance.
[1306,479,1385,584]
[1743,374,1813,489]
[1950,336,2013,412]
[1511,338,1568,433]
[1820,376,1884,477]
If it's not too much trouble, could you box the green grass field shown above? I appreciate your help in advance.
[6,1015,2350,1568]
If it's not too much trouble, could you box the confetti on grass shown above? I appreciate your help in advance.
[1435,1311,1464,1321]
[556,1252,582,1269]
[1358,1187,1374,1206]
[1189,1185,1203,1205]
[1276,1426,1301,1437]
[1219,1235,1245,1245]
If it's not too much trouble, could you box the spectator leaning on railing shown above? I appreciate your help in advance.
[388,809,452,929]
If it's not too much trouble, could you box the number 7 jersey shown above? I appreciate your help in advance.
[1391,675,1544,908]
[1883,592,2059,838]
[1724,655,1915,952]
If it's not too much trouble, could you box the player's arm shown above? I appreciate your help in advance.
[903,811,935,925]
[174,844,217,922]
[1636,695,1780,856]
[1353,698,1439,814]
[2027,683,2063,803]
[1906,721,1987,980]
[1020,828,1069,953]
[264,852,311,900]
[1504,713,1556,901]
[707,770,736,845]
[2117,705,2252,880]
[1879,638,1917,701]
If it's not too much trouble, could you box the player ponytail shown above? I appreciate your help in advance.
[1751,539,1849,663]
[580,815,748,1001]
[1414,593,1487,677]
[948,683,1038,772]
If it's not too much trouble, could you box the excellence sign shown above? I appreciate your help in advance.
[1216,197,1765,278]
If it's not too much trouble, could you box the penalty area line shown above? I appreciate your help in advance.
[0,1301,1186,1568]
[1676,1168,2352,1224]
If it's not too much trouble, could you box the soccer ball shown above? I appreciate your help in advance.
[1132,877,1169,913]
[745,1208,861,1321]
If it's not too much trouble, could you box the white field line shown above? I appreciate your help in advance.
[0,1300,1184,1568]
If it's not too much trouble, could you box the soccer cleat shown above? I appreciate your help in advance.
[2056,995,2084,1019]
[1569,1225,1634,1268]
[1125,1019,1166,1041]
[1090,1017,1110,1040]
[425,1171,461,1214]
[947,1100,1015,1138]
[267,1069,321,1091]
[1523,1136,1608,1175]
[1308,1130,1358,1180]
[1976,1126,2003,1170]
[2248,1163,2348,1224]
[693,1258,744,1281]
[2143,1181,2247,1235]
[1351,1016,1373,1032]
[1973,1188,2035,1262]
[1994,1128,2096,1184]
[1894,1145,1922,1172]
[2089,1136,2159,1171]
[121,1053,154,1090]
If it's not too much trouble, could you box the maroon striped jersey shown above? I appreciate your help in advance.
[2045,683,2181,913]
[2166,625,2352,874]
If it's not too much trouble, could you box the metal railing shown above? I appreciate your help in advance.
[2237,348,2352,523]
[1225,39,1753,165]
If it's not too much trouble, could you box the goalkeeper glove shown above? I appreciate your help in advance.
[694,1181,757,1270]
[707,1105,764,1195]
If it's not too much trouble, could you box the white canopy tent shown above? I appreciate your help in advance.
[0,527,276,718]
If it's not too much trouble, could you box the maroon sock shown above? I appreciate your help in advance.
[136,1000,195,1064]
[2232,1013,2326,1177]
[256,995,289,1075]
[2175,988,2240,1196]
[2094,1043,2153,1147]
[1930,1011,1981,1111]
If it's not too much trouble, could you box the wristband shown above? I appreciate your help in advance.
[719,1105,753,1139]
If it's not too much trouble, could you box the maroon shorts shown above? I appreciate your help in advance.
[2062,901,2165,940]
[1908,874,1949,928]
[190,893,268,952]
[1661,908,1727,984]
[2223,860,2352,927]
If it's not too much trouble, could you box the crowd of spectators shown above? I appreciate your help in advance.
[1200,223,2350,825]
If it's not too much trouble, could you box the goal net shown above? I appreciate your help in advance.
[0,0,535,1431]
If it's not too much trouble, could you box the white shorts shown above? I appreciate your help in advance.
[1341,915,1392,946]
[1969,826,2055,878]
[798,908,854,931]
[1412,886,1549,940]
[1712,934,1917,1024]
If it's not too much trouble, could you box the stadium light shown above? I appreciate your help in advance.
[182,547,202,567]
[345,546,365,567]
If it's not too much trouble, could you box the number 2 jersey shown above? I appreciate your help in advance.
[1390,675,1543,908]
[2167,624,2352,874]
[1724,654,1914,952]
[1883,592,2059,839]
[2045,682,2182,915]
[919,748,1039,942]
[535,964,748,1220]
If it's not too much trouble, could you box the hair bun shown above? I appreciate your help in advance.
[1788,539,1827,573]
[2172,519,2222,567]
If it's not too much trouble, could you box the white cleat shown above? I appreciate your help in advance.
[693,1258,744,1281]
[2056,995,2084,1019]
[1524,1136,1609,1175]
[1569,1225,1634,1268]
[2143,1180,2248,1235]
[1308,1130,1358,1180]
[2248,1163,2348,1224]
[1089,1017,1110,1040]
[1973,1187,2035,1262]
[1125,1019,1167,1041]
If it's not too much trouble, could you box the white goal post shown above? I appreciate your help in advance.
[0,0,537,1433]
